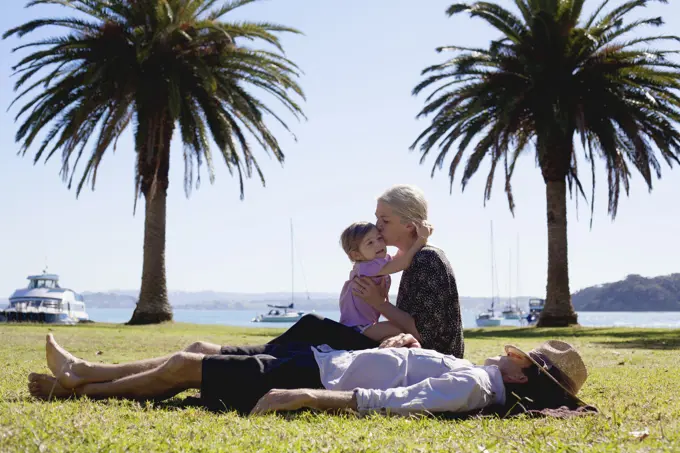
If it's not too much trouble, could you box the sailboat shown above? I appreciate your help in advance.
[501,237,524,320]
[252,219,306,323]
[476,222,502,327]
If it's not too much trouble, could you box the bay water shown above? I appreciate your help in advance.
[88,308,680,329]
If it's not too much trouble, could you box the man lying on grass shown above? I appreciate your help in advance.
[28,333,588,416]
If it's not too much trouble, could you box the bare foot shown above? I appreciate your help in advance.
[28,373,76,400]
[45,334,86,389]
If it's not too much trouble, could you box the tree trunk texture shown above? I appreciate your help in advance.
[127,115,174,325]
[537,179,578,327]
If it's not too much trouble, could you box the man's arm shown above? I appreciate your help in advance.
[250,389,357,415]
[355,368,491,415]
[251,368,493,416]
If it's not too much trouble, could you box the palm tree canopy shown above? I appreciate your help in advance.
[412,0,680,219]
[4,0,305,204]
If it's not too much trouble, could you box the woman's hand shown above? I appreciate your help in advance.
[379,333,422,349]
[250,389,313,415]
[351,277,388,308]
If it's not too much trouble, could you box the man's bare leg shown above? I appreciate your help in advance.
[45,334,220,388]
[30,352,203,401]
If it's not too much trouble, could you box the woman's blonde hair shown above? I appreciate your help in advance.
[378,185,431,231]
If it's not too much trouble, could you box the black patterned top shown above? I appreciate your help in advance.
[396,245,464,358]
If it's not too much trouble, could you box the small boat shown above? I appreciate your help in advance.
[476,221,503,328]
[476,310,502,327]
[252,303,305,323]
[525,298,545,325]
[501,238,524,321]
[502,306,523,320]
[1,271,89,324]
[252,219,307,324]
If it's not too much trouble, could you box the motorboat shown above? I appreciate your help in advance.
[1,271,89,324]
[525,298,545,325]
[252,303,305,323]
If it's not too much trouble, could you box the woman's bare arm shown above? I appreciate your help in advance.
[352,277,421,340]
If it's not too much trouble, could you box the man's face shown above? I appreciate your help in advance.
[484,351,533,383]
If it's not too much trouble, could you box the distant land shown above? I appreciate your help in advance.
[1,273,678,311]
[572,273,680,311]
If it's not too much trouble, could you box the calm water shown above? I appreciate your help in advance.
[88,308,680,329]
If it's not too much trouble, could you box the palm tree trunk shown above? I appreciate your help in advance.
[537,179,578,327]
[127,115,174,325]
[127,188,173,324]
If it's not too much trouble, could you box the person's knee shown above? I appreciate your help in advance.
[159,352,201,383]
[184,341,218,354]
[298,313,324,326]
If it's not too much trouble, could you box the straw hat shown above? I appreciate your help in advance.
[505,340,588,399]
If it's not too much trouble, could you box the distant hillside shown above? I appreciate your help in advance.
[5,274,679,312]
[572,274,680,311]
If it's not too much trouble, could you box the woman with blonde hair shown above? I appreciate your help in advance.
[351,184,464,357]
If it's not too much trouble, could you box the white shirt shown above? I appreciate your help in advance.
[312,345,505,414]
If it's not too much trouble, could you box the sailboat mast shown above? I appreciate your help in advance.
[290,219,294,304]
[490,221,495,312]
[508,248,512,307]
[516,235,521,310]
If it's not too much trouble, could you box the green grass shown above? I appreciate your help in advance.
[1,323,679,452]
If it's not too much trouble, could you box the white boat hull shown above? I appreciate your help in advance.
[475,317,502,327]
[502,312,522,320]
[252,312,304,323]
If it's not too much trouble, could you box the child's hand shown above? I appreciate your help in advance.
[414,221,432,243]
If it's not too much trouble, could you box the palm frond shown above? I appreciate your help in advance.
[414,0,680,219]
[4,0,305,203]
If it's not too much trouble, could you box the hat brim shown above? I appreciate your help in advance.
[505,344,587,406]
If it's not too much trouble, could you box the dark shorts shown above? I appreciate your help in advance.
[200,343,323,414]
[200,314,377,413]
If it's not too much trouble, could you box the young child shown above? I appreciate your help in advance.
[338,221,430,341]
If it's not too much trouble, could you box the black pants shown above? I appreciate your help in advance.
[200,315,378,413]
[265,313,379,350]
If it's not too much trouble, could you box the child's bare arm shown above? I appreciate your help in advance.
[374,222,431,276]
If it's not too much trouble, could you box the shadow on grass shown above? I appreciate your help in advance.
[592,338,680,350]
[464,327,680,350]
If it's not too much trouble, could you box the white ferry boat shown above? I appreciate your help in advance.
[1,272,89,324]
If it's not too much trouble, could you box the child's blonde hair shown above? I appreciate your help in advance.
[340,222,377,262]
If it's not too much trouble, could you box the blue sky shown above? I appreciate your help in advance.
[1,0,679,299]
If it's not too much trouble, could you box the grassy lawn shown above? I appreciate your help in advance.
[1,322,679,452]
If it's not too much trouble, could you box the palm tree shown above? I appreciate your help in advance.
[4,0,304,325]
[412,0,680,326]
